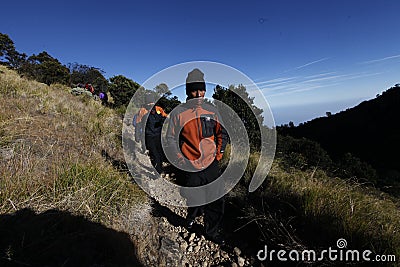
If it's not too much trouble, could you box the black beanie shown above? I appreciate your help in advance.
[186,68,206,95]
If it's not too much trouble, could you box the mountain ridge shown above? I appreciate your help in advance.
[279,84,400,179]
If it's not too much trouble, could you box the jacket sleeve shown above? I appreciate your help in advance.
[166,113,184,164]
[214,112,228,161]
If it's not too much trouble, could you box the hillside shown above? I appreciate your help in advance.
[279,85,400,181]
[1,66,400,266]
[0,65,151,266]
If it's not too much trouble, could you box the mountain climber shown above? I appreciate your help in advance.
[166,68,227,245]
[140,94,168,174]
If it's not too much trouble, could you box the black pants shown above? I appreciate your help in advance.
[185,159,225,238]
[135,123,146,152]
[145,135,164,174]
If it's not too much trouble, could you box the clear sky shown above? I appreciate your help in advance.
[1,0,400,125]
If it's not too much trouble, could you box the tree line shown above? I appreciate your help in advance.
[0,33,180,111]
[0,32,268,150]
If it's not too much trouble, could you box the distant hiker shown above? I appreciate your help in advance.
[166,68,227,245]
[85,83,94,94]
[99,91,108,105]
[134,104,149,153]
[142,94,168,174]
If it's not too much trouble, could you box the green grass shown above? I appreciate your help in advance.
[222,144,400,262]
[54,162,146,223]
[266,165,400,255]
[0,64,148,230]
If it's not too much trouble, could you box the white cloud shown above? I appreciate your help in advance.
[360,54,400,64]
[294,57,330,70]
[259,72,381,97]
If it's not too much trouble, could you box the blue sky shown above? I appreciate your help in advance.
[2,0,400,125]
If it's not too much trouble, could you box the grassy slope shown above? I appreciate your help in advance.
[223,144,400,263]
[0,66,149,265]
[267,163,400,253]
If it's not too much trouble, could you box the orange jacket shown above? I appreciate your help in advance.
[153,106,168,118]
[135,107,148,124]
[167,101,226,170]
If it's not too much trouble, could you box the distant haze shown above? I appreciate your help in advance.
[270,97,366,126]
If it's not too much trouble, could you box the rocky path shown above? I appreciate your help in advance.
[151,201,254,267]
[123,123,258,266]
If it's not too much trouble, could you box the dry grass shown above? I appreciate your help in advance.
[0,65,148,230]
[222,143,400,260]
[265,163,400,254]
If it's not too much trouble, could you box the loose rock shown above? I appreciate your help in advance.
[213,251,220,259]
[180,242,188,251]
[189,233,196,242]
[237,256,245,267]
[233,247,241,256]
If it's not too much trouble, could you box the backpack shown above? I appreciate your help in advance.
[145,108,166,136]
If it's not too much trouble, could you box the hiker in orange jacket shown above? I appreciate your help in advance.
[166,68,227,245]
[135,105,149,153]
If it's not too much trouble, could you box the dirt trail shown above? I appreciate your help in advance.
[123,123,257,266]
